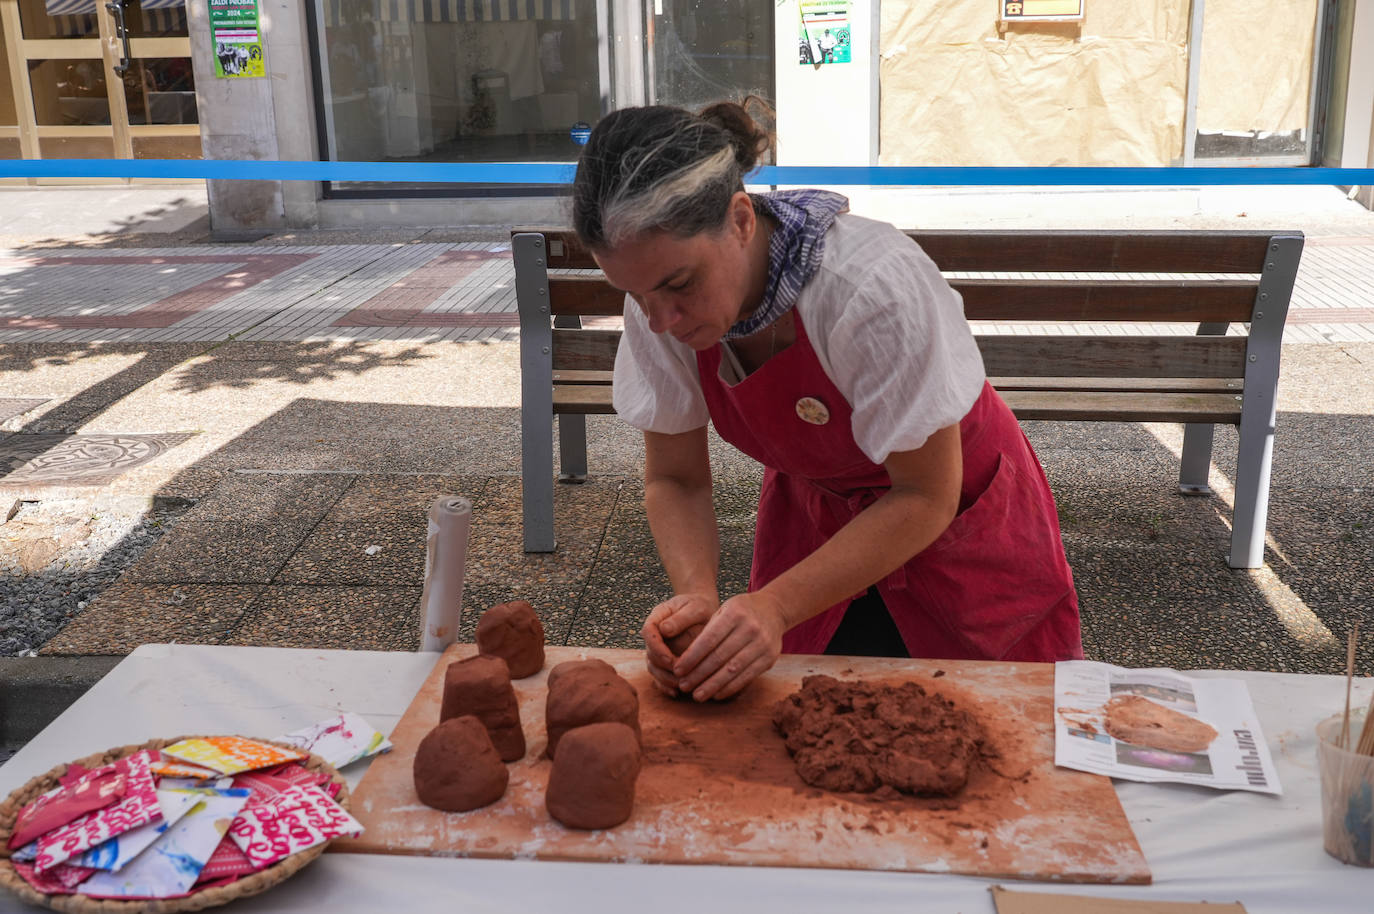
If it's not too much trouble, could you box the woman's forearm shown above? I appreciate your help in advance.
[644,476,720,604]
[760,486,955,630]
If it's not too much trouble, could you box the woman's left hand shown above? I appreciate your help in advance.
[673,591,787,701]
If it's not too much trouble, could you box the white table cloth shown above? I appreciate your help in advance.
[0,644,1363,913]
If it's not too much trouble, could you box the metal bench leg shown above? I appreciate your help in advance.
[1180,321,1228,495]
[515,232,556,553]
[522,412,557,553]
[1230,412,1275,569]
[1228,234,1302,569]
[558,414,588,483]
[1179,423,1215,495]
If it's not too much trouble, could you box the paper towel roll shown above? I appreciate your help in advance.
[419,495,472,652]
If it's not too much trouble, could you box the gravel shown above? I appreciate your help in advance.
[1,498,191,656]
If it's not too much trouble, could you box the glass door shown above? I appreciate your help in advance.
[1184,0,1325,164]
[310,0,606,194]
[646,0,774,112]
[0,0,200,179]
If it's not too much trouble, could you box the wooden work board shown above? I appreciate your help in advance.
[335,645,1150,884]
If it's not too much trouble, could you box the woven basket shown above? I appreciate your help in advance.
[0,735,351,913]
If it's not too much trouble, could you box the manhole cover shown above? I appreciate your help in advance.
[0,432,196,487]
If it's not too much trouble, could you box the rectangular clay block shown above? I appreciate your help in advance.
[334,645,1151,884]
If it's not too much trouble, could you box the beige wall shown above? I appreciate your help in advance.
[1196,0,1318,133]
[879,1,1190,166]
[878,0,1316,166]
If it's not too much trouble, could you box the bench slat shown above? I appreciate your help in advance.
[976,335,1248,379]
[553,369,614,384]
[550,275,625,316]
[553,385,617,414]
[909,230,1275,273]
[553,331,1251,379]
[550,275,1260,322]
[956,279,1256,322]
[552,383,1243,424]
[520,228,1279,274]
[551,372,1243,393]
[999,390,1243,424]
[990,376,1242,393]
[553,328,621,371]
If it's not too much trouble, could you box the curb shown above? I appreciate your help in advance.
[0,656,124,756]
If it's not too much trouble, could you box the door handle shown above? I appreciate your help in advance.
[105,0,132,75]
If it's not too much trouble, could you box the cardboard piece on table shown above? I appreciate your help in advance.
[338,645,1151,884]
[990,885,1247,913]
[160,737,305,775]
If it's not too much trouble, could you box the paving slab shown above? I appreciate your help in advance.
[38,582,263,655]
[223,585,423,651]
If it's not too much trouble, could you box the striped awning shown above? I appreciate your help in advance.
[44,0,187,37]
[323,0,576,26]
[45,0,186,11]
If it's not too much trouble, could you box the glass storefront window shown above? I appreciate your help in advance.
[312,0,604,191]
[38,134,115,157]
[650,0,773,113]
[29,58,111,126]
[124,58,197,124]
[124,0,189,38]
[19,0,99,39]
[19,0,186,40]
[132,134,200,158]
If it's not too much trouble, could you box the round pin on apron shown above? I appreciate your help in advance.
[795,396,830,425]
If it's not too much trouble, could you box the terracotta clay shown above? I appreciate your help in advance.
[772,674,986,796]
[665,622,705,658]
[476,600,546,678]
[1103,695,1218,753]
[546,722,642,830]
[546,658,618,692]
[545,662,641,758]
[413,715,509,812]
[439,654,526,761]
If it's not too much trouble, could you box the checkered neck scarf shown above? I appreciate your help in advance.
[722,189,850,341]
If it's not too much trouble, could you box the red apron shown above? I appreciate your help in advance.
[696,311,1083,662]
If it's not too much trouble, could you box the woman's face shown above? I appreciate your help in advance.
[593,194,760,351]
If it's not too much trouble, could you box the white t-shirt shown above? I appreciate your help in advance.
[611,213,987,465]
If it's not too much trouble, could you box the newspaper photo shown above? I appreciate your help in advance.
[1054,660,1281,795]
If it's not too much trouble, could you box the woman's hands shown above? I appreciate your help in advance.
[641,593,718,698]
[645,591,787,702]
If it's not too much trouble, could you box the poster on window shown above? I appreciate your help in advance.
[798,0,850,65]
[209,0,265,78]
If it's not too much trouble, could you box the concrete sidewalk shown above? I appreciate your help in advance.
[2,183,1373,755]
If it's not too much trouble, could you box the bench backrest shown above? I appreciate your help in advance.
[512,227,1304,384]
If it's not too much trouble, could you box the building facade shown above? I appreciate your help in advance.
[4,0,1372,223]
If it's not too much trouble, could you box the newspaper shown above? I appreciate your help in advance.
[1054,660,1281,795]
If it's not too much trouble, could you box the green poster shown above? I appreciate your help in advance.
[209,0,265,78]
[799,0,851,66]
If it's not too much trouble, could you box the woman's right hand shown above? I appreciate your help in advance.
[641,593,718,697]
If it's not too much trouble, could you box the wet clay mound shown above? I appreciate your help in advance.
[772,674,986,796]
[1103,695,1218,754]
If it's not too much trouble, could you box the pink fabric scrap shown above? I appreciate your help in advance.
[33,752,160,873]
[10,765,126,849]
[195,763,336,883]
[226,784,362,869]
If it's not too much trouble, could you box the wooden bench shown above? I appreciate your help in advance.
[512,227,1303,569]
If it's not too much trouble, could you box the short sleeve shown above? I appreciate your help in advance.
[611,299,710,433]
[820,238,986,464]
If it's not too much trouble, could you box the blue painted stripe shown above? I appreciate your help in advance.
[0,159,1371,186]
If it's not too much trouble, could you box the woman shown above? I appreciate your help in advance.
[572,102,1083,703]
